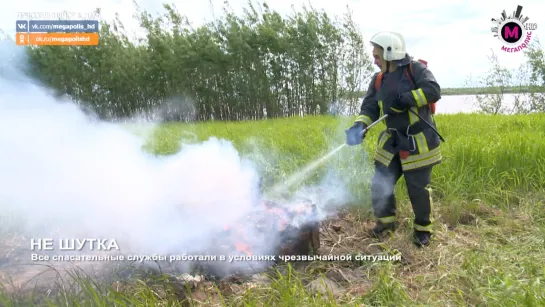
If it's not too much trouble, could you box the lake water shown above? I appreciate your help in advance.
[431,94,522,114]
[434,95,477,114]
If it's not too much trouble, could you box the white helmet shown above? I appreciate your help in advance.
[370,31,406,61]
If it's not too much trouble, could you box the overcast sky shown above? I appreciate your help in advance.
[1,0,544,88]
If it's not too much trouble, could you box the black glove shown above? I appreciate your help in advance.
[345,122,366,146]
[386,94,409,115]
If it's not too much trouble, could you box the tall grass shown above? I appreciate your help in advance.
[147,113,545,205]
[1,113,544,306]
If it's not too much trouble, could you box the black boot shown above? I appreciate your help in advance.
[369,220,398,237]
[413,230,431,247]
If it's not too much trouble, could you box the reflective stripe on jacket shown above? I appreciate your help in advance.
[355,54,442,171]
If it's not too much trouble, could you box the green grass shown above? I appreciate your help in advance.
[1,113,545,306]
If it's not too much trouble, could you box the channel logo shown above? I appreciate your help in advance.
[490,5,538,53]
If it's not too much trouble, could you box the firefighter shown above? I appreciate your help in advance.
[345,31,442,247]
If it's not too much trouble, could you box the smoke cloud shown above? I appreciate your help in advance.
[0,41,268,277]
[0,38,368,285]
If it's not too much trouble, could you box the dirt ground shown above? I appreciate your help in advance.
[0,206,479,305]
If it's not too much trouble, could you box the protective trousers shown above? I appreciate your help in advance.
[370,153,434,232]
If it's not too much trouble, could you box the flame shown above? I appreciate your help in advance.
[235,242,252,256]
[222,200,315,257]
[263,207,290,231]
[225,223,253,255]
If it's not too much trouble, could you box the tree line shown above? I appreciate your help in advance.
[17,1,545,120]
[23,1,374,121]
[464,43,545,114]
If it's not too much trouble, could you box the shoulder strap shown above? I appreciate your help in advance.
[406,59,428,86]
[374,72,383,91]
[376,59,426,90]
[405,62,416,86]
[408,59,437,115]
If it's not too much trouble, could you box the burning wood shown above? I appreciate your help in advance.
[222,199,320,260]
[182,197,321,280]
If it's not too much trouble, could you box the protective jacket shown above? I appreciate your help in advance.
[355,54,442,171]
